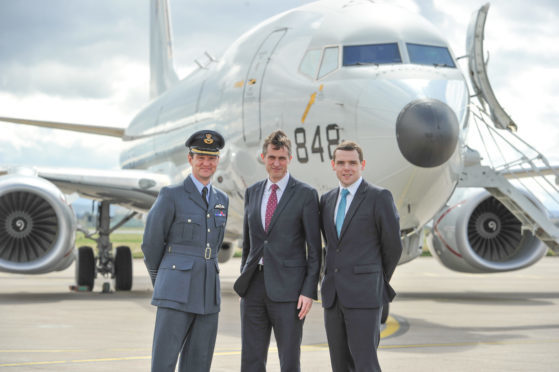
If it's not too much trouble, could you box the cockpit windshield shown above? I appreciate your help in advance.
[343,43,401,66]
[406,43,455,67]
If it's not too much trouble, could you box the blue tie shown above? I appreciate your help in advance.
[336,188,350,237]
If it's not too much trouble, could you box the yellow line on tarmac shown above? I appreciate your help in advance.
[381,316,400,338]
[0,349,83,353]
[379,338,559,350]
[0,316,401,367]
[3,338,559,367]
[0,356,150,368]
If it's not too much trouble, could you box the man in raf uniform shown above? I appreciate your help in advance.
[142,130,229,372]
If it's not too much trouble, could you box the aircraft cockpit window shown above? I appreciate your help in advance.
[318,47,339,79]
[343,43,401,66]
[300,49,322,79]
[406,43,456,68]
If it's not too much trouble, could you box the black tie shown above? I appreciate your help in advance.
[201,186,209,208]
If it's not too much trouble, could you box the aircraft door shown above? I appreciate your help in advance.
[242,28,287,144]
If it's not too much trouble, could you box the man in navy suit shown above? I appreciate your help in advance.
[320,141,403,372]
[142,130,229,372]
[234,130,322,372]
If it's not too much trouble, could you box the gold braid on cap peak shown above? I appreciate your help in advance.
[191,148,220,156]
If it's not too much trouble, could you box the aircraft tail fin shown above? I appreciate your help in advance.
[150,0,179,99]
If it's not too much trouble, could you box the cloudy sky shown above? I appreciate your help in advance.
[0,0,558,172]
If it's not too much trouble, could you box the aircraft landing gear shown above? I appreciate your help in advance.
[74,201,136,292]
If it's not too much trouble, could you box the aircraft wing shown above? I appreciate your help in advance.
[0,116,126,138]
[0,166,172,211]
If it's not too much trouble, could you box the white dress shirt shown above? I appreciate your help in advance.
[261,172,290,229]
[259,173,290,265]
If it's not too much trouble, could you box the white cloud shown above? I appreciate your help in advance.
[0,0,557,168]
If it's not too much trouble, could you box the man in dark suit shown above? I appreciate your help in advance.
[142,130,229,372]
[234,130,322,372]
[320,141,403,372]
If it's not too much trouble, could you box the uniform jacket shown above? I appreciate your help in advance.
[142,175,229,314]
[320,180,403,309]
[234,176,321,301]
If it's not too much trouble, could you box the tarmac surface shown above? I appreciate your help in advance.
[1,256,558,371]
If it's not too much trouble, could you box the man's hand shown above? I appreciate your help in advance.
[297,295,313,320]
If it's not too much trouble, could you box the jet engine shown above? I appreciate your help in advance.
[0,173,77,274]
[429,190,547,273]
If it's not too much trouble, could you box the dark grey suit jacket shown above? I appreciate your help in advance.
[142,175,229,314]
[234,175,322,301]
[320,180,402,309]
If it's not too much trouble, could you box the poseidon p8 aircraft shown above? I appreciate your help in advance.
[1,0,558,316]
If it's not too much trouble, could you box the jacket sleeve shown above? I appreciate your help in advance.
[240,188,250,273]
[300,188,322,300]
[375,189,403,282]
[141,187,175,286]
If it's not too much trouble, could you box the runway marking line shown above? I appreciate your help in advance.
[0,350,83,353]
[3,338,559,367]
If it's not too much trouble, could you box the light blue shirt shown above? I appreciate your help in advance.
[190,175,211,204]
[333,177,363,223]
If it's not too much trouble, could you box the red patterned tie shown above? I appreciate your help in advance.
[265,184,279,232]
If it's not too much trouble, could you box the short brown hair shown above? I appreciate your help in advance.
[262,130,292,157]
[333,141,364,162]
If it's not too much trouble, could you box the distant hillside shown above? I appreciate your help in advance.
[72,198,145,229]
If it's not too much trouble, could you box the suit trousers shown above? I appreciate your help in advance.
[151,306,218,372]
[324,296,382,372]
[240,269,303,372]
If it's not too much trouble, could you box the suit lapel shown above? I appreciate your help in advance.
[254,180,267,235]
[266,176,296,234]
[184,176,207,210]
[325,189,339,243]
[339,180,367,240]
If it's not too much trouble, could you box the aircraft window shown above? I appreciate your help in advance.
[406,43,455,67]
[343,43,401,66]
[318,47,339,79]
[300,49,322,79]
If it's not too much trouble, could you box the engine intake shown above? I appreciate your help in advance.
[0,174,76,274]
[429,190,547,273]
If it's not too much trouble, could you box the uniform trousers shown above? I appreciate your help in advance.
[240,268,303,372]
[324,296,382,372]
[151,306,218,372]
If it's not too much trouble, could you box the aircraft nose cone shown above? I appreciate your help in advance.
[396,98,459,168]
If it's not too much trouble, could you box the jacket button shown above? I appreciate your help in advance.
[334,268,339,273]
[187,219,191,223]
[208,228,211,232]
[172,265,176,270]
[207,214,210,218]
[264,240,268,244]
[336,249,340,253]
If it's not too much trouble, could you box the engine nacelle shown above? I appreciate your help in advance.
[429,190,547,273]
[0,174,77,274]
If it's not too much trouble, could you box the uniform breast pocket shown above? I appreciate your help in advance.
[175,215,202,242]
[214,216,226,228]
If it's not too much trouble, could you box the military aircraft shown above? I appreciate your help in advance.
[1,0,558,315]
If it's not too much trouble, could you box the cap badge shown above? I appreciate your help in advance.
[204,134,214,144]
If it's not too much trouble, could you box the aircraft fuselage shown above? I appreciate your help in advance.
[120,1,470,238]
